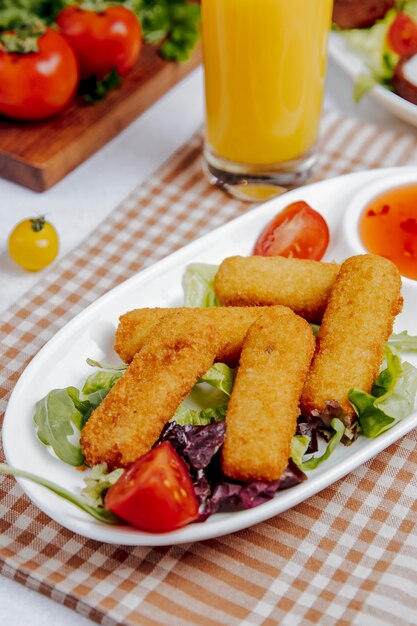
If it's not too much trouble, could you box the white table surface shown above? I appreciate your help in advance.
[0,59,415,625]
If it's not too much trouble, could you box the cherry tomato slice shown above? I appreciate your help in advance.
[253,201,330,260]
[105,442,199,532]
[387,13,417,57]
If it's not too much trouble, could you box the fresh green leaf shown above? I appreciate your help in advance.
[310,323,320,337]
[182,263,219,308]
[290,435,311,469]
[86,357,127,371]
[81,463,124,507]
[82,68,122,104]
[387,330,417,352]
[292,419,345,471]
[348,388,395,437]
[353,73,379,102]
[301,419,345,470]
[132,0,200,61]
[349,346,417,437]
[0,464,120,524]
[341,9,398,81]
[34,388,85,466]
[400,0,417,21]
[198,363,235,398]
[82,370,123,395]
[173,403,227,426]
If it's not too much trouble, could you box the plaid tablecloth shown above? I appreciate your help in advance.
[2,108,417,626]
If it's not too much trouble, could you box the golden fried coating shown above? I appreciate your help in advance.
[115,306,278,366]
[214,255,340,323]
[81,311,219,469]
[221,307,315,482]
[300,254,403,426]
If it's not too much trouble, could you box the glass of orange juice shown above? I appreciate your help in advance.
[202,0,333,201]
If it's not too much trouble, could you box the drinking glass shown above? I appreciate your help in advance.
[201,0,333,201]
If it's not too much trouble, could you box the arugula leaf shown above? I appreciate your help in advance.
[34,365,123,465]
[0,464,120,523]
[291,419,346,471]
[349,346,417,438]
[34,388,86,466]
[182,263,219,308]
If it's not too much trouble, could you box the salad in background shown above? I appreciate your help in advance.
[333,0,417,104]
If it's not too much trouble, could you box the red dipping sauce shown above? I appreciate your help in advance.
[359,184,417,280]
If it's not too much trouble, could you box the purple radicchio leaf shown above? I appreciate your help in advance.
[201,459,306,518]
[157,421,226,470]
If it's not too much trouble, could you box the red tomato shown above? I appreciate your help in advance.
[253,201,330,260]
[388,12,417,56]
[105,442,199,532]
[56,5,142,80]
[0,28,79,121]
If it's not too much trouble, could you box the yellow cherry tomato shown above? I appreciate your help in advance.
[8,216,59,271]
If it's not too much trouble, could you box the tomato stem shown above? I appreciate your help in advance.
[30,216,46,233]
[0,20,45,54]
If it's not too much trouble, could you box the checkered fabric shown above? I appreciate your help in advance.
[2,108,417,626]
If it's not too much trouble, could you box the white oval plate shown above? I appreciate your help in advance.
[3,167,417,546]
[329,32,417,127]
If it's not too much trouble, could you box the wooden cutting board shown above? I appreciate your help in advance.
[0,43,201,192]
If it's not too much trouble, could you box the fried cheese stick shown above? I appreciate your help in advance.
[300,254,403,426]
[115,306,277,365]
[221,307,315,482]
[81,311,219,469]
[214,255,340,323]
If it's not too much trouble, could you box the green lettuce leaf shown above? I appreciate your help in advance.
[387,330,417,352]
[182,263,219,307]
[82,370,123,395]
[348,346,417,438]
[173,403,227,426]
[353,73,380,102]
[290,435,310,469]
[0,464,119,524]
[81,463,124,508]
[342,9,398,81]
[399,0,417,21]
[291,419,345,471]
[198,363,235,397]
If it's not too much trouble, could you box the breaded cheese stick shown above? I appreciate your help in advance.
[81,311,219,469]
[221,307,315,482]
[214,255,340,323]
[115,306,277,365]
[300,254,403,425]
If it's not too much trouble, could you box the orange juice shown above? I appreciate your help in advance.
[202,0,333,166]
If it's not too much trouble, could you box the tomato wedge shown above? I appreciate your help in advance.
[104,442,199,532]
[253,201,330,260]
[387,12,417,57]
